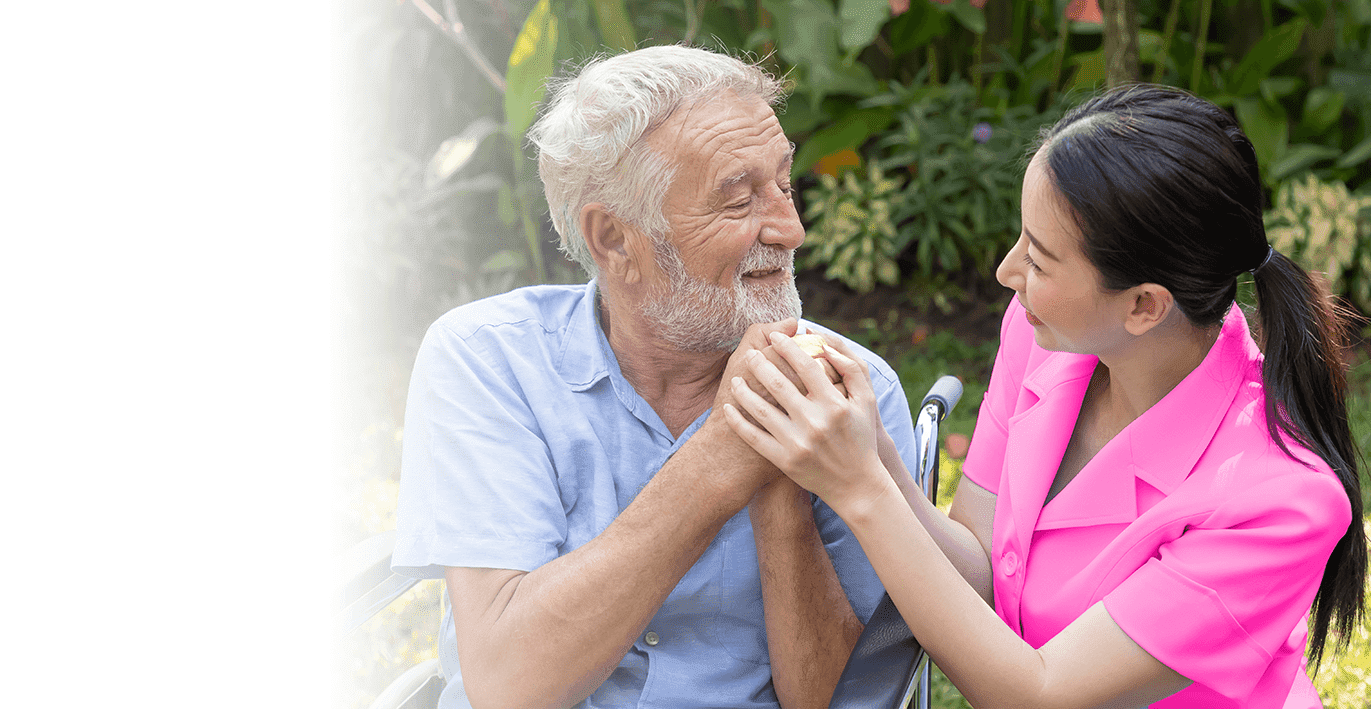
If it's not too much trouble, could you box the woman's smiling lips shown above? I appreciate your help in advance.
[1021,299,1044,326]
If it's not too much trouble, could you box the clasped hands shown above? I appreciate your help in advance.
[721,329,891,512]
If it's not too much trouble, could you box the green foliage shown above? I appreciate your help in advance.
[873,80,1068,279]
[801,165,904,292]
[1264,172,1371,311]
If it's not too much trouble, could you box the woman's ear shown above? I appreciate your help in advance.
[1124,284,1175,336]
[580,203,647,285]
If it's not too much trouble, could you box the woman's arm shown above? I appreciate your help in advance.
[825,337,997,603]
[721,335,1190,709]
[844,479,1190,709]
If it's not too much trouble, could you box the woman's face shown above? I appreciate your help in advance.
[996,151,1135,356]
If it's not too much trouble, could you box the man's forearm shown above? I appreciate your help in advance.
[751,478,863,709]
[451,420,771,709]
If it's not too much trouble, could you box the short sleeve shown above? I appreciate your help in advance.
[961,300,1030,493]
[392,320,569,579]
[1103,471,1350,701]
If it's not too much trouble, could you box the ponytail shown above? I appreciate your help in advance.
[1252,250,1367,669]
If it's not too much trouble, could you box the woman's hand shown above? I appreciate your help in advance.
[721,331,890,512]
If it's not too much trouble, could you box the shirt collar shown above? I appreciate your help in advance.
[1028,303,1259,530]
[1123,302,1258,493]
[555,280,612,391]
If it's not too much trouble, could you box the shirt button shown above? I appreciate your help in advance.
[644,631,660,646]
[1001,551,1019,576]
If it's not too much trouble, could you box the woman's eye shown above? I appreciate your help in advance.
[1023,253,1042,272]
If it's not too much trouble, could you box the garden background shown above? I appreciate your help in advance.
[338,0,1371,706]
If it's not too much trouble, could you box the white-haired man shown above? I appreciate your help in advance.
[393,45,921,709]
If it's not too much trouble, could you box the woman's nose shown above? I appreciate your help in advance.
[997,237,1024,290]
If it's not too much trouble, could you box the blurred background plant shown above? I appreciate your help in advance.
[801,164,905,292]
[1265,172,1371,312]
[341,0,1371,706]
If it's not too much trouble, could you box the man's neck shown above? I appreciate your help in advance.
[599,289,731,437]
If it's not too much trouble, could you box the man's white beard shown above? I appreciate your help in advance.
[640,238,803,352]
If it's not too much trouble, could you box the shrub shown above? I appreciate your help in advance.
[1264,172,1371,312]
[800,164,904,293]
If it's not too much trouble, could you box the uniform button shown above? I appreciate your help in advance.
[644,631,660,646]
[1002,551,1019,576]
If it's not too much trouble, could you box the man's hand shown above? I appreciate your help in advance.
[724,326,847,416]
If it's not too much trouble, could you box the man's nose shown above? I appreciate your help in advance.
[759,187,805,250]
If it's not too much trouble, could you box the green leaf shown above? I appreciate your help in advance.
[588,0,635,52]
[766,0,882,107]
[886,1,949,56]
[1335,136,1371,169]
[1268,143,1341,182]
[839,0,891,51]
[498,183,518,227]
[480,249,529,273]
[1259,76,1302,104]
[505,0,559,141]
[1328,68,1371,103]
[1301,87,1345,134]
[425,118,500,188]
[777,98,830,136]
[1234,97,1289,185]
[793,106,896,177]
[1229,18,1308,96]
[1068,49,1106,90]
[946,0,986,34]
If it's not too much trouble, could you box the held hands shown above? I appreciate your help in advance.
[700,321,852,505]
[712,322,846,424]
[721,331,890,511]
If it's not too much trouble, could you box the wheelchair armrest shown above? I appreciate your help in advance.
[366,657,445,709]
[341,530,422,635]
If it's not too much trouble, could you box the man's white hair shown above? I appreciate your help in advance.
[526,45,786,277]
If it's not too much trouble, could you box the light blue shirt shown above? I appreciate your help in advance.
[394,280,921,708]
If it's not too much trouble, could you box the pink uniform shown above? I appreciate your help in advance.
[963,298,1351,708]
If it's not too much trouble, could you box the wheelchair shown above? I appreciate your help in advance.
[342,376,964,709]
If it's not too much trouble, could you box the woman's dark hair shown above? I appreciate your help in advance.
[1035,84,1365,669]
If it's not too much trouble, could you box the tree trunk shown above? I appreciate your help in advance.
[1101,0,1141,88]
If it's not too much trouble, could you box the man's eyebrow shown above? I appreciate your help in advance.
[715,143,798,194]
[1025,227,1059,261]
[717,170,750,194]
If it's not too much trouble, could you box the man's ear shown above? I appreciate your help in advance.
[580,203,647,284]
[1124,283,1175,336]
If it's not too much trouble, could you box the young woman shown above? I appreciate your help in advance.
[722,85,1366,708]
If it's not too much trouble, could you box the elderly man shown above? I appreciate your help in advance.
[393,45,920,709]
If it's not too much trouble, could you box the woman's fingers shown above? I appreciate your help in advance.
[821,344,875,404]
[821,335,870,377]
[720,383,791,468]
[743,348,814,415]
[766,332,843,402]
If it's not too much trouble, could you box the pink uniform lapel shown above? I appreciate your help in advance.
[1013,305,1256,535]
[1002,351,1097,556]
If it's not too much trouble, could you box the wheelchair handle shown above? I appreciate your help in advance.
[919,375,963,421]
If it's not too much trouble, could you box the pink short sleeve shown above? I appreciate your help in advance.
[1103,471,1350,701]
[962,299,1031,493]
